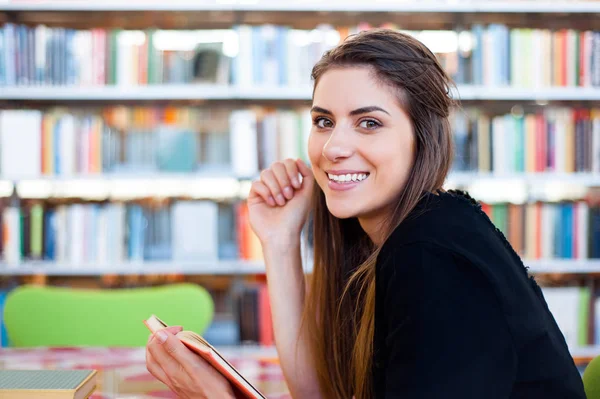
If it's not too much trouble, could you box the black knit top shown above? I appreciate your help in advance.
[372,190,586,398]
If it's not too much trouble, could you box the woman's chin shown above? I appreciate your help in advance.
[325,202,359,220]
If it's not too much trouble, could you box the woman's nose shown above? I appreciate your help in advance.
[321,130,355,162]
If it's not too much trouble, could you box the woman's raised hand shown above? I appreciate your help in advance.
[247,158,314,247]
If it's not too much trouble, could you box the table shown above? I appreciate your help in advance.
[0,346,291,398]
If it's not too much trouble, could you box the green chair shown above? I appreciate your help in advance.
[584,354,600,399]
[3,283,214,347]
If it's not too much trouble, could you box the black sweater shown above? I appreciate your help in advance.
[373,190,586,398]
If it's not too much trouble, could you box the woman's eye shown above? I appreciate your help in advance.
[314,118,333,128]
[359,119,381,129]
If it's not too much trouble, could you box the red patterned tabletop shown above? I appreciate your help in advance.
[0,346,290,398]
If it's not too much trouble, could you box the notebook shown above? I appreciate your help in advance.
[0,369,97,399]
[144,314,266,399]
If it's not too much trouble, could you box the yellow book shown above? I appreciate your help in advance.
[0,370,97,399]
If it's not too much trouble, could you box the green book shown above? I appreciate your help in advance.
[0,370,97,399]
[30,203,43,259]
[578,287,591,346]
[492,204,508,237]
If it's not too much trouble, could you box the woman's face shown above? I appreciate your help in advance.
[308,66,415,224]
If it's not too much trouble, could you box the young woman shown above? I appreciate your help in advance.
[145,29,586,399]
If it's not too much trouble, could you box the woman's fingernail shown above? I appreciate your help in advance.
[156,330,168,344]
[268,196,275,206]
[291,178,300,188]
[276,194,285,205]
[283,186,293,199]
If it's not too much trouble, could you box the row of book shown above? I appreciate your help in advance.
[0,23,335,87]
[543,286,592,348]
[481,201,600,260]
[1,196,598,265]
[0,108,310,179]
[452,107,600,173]
[2,106,600,180]
[452,25,600,88]
[0,199,263,265]
[2,22,600,88]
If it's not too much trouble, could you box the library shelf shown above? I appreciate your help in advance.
[0,260,269,276]
[1,85,600,102]
[1,259,599,276]
[4,172,598,200]
[1,1,600,13]
[527,260,600,274]
[447,172,600,187]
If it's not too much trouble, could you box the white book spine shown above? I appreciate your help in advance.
[577,201,589,260]
[56,206,67,263]
[59,114,76,176]
[593,117,600,173]
[278,111,300,161]
[2,207,21,265]
[0,110,42,178]
[69,205,84,264]
[96,205,108,264]
[229,110,258,177]
[236,25,253,88]
[491,116,504,174]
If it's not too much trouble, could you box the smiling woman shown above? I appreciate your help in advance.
[146,28,587,399]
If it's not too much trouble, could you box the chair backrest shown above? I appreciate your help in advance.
[3,283,214,347]
[584,355,600,399]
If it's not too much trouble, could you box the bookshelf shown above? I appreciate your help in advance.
[0,172,595,201]
[1,0,600,357]
[1,259,599,276]
[0,259,269,276]
[1,85,600,102]
[1,1,600,13]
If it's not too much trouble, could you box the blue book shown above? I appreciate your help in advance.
[471,24,484,86]
[590,208,600,258]
[0,27,5,86]
[53,119,61,175]
[43,208,56,260]
[277,26,289,86]
[0,290,9,347]
[562,203,573,259]
[128,205,145,261]
[553,204,563,258]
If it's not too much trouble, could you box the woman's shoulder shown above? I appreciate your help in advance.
[380,189,493,256]
[376,189,534,305]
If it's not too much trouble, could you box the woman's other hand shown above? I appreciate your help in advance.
[145,327,238,399]
[248,158,314,247]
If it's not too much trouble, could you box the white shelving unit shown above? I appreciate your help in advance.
[0,259,597,276]
[0,260,269,276]
[0,172,596,200]
[527,260,600,274]
[1,1,600,13]
[1,85,600,102]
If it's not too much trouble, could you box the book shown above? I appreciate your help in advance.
[0,369,97,399]
[143,314,266,399]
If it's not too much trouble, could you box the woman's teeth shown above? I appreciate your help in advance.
[327,173,369,183]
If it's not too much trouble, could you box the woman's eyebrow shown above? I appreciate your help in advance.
[310,106,390,116]
[310,106,332,115]
[349,106,390,116]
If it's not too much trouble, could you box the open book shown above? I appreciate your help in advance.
[143,315,266,399]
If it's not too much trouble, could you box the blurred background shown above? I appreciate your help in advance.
[0,0,599,384]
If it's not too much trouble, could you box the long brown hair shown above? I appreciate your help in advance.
[303,29,456,398]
